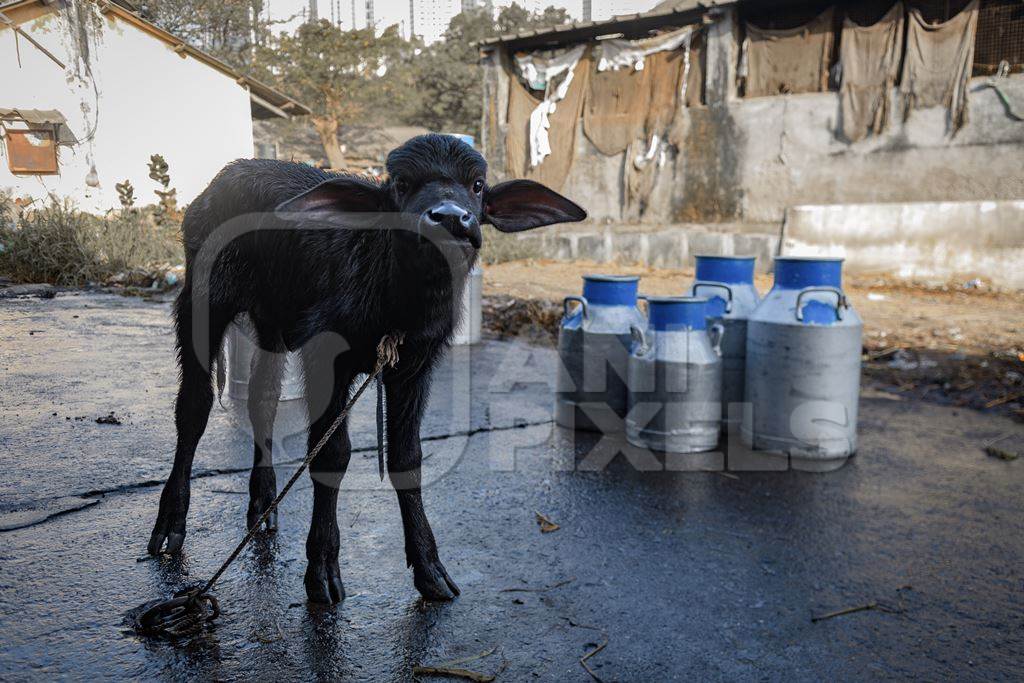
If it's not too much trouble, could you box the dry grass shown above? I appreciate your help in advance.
[0,198,183,286]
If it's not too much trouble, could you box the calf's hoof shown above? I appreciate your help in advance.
[247,469,278,532]
[147,527,186,555]
[305,558,345,604]
[414,560,460,601]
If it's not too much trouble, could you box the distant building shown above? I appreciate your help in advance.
[0,0,308,212]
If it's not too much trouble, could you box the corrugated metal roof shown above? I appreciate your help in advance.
[477,1,730,50]
[0,0,311,119]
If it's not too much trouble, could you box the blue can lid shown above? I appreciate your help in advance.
[447,133,475,148]
[583,274,639,306]
[773,256,843,289]
[646,296,708,331]
[694,254,756,285]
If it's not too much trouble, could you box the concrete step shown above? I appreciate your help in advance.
[502,226,781,271]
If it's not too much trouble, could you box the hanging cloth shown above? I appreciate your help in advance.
[510,44,587,168]
[901,0,979,133]
[839,3,905,142]
[583,64,653,155]
[742,8,835,97]
[506,48,592,191]
[595,25,695,72]
[584,26,698,156]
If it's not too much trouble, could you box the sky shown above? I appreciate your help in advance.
[263,0,662,43]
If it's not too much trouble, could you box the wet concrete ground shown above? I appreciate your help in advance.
[1,292,1023,680]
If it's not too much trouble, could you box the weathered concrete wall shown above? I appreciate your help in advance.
[783,200,1024,289]
[482,8,1024,227]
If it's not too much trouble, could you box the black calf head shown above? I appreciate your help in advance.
[276,134,587,249]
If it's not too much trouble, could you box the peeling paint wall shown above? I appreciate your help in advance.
[0,3,255,213]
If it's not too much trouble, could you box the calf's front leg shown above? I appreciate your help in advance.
[302,353,355,604]
[385,369,460,601]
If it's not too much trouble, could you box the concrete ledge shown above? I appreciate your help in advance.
[783,201,1024,290]
[500,227,779,272]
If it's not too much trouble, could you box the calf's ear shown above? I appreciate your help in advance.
[276,175,385,216]
[483,179,587,232]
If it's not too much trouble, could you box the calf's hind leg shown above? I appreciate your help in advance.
[148,291,232,555]
[247,333,286,532]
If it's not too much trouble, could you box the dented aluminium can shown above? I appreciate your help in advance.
[626,297,723,453]
[687,255,760,428]
[556,275,644,433]
[742,257,863,471]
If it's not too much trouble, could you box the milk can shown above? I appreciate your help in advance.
[451,264,483,345]
[225,314,304,401]
[626,297,724,453]
[742,257,863,471]
[687,255,760,428]
[556,275,645,432]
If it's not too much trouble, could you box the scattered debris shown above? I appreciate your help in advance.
[887,349,938,371]
[811,600,903,623]
[0,283,57,299]
[535,511,560,533]
[249,622,286,644]
[95,412,122,425]
[866,292,886,301]
[985,392,1023,409]
[984,434,1020,461]
[500,577,576,593]
[413,646,501,683]
[566,618,610,682]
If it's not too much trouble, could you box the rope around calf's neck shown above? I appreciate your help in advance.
[194,332,405,600]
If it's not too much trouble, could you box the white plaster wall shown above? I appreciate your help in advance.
[0,6,255,213]
[783,200,1024,289]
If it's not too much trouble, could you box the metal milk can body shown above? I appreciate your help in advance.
[451,265,483,345]
[626,297,723,453]
[742,257,863,471]
[226,314,305,401]
[556,275,645,433]
[687,255,761,428]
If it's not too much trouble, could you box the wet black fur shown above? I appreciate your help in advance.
[147,134,586,603]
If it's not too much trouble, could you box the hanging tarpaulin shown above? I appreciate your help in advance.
[741,8,835,97]
[901,0,979,133]
[584,26,699,157]
[506,47,592,191]
[839,3,905,142]
[583,62,652,155]
[595,25,695,72]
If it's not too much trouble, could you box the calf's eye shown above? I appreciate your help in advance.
[472,179,484,194]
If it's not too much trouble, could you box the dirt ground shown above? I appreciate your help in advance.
[482,259,1024,421]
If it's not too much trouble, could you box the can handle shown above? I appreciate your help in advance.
[708,322,725,357]
[795,287,848,322]
[563,295,588,319]
[692,282,734,314]
[629,324,648,355]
